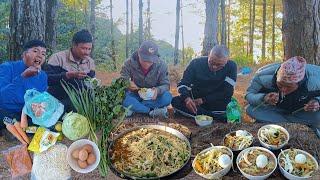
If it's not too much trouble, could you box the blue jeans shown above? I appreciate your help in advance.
[123,91,172,114]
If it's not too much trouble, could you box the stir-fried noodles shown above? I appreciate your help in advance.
[224,130,253,150]
[111,128,190,178]
[259,126,288,146]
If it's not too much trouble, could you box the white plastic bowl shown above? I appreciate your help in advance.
[237,147,277,180]
[223,130,254,151]
[278,148,319,180]
[192,146,233,179]
[138,88,155,100]
[258,124,290,150]
[194,115,213,127]
[67,139,100,173]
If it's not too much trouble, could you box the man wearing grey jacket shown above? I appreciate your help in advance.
[245,56,320,138]
[121,41,172,118]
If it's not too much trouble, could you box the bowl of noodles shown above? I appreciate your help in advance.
[223,130,253,151]
[237,147,277,180]
[108,125,191,179]
[192,146,233,179]
[258,124,289,150]
[278,148,319,179]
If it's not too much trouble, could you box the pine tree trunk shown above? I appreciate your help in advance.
[45,0,57,54]
[138,0,143,45]
[220,0,226,45]
[130,0,134,53]
[145,0,151,40]
[202,0,219,56]
[283,0,320,64]
[110,0,116,69]
[90,0,96,57]
[262,0,266,61]
[9,0,46,60]
[174,0,181,65]
[249,0,255,59]
[126,0,129,58]
[272,0,275,62]
[247,0,252,57]
[181,0,185,63]
[227,0,231,48]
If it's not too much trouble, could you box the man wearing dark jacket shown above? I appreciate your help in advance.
[44,29,95,111]
[121,41,172,118]
[172,45,237,119]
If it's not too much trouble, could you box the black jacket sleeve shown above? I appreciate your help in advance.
[177,60,195,101]
[203,61,237,103]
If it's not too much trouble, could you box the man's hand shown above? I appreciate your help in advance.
[304,99,320,112]
[128,80,139,91]
[66,71,87,79]
[185,97,197,114]
[194,98,203,106]
[151,87,158,100]
[21,66,39,78]
[264,92,279,105]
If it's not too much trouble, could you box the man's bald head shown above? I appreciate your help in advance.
[208,45,229,71]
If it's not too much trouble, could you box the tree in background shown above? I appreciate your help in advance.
[9,0,46,60]
[283,0,320,65]
[138,0,143,45]
[180,0,185,63]
[202,0,219,56]
[109,0,116,69]
[90,0,96,56]
[45,0,58,54]
[248,0,255,61]
[130,0,134,53]
[0,2,10,61]
[220,0,226,45]
[125,0,129,58]
[261,0,266,61]
[174,0,181,65]
[271,0,275,62]
[144,0,151,40]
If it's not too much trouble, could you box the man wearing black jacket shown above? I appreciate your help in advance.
[172,45,237,119]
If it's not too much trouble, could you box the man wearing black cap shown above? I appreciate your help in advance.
[121,40,172,118]
[44,29,95,111]
[0,40,47,130]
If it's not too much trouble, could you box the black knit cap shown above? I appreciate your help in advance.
[23,40,46,51]
[72,29,93,44]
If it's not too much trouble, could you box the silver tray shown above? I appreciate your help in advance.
[108,124,191,179]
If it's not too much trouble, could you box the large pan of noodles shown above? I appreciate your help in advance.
[108,125,191,179]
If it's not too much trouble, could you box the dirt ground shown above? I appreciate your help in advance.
[1,69,319,179]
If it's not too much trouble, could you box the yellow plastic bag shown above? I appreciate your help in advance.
[28,127,59,153]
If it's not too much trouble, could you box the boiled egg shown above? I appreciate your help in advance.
[236,130,247,136]
[218,154,231,168]
[295,154,307,164]
[256,154,268,168]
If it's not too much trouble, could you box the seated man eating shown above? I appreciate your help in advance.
[246,56,320,138]
[172,45,237,119]
[121,41,172,118]
[0,40,47,131]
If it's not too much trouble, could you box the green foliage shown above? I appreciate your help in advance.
[0,1,9,62]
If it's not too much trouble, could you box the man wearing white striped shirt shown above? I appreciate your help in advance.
[172,45,237,120]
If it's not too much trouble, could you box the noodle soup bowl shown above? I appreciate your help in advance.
[258,124,290,150]
[192,146,233,179]
[278,148,319,180]
[223,130,254,152]
[237,147,277,180]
